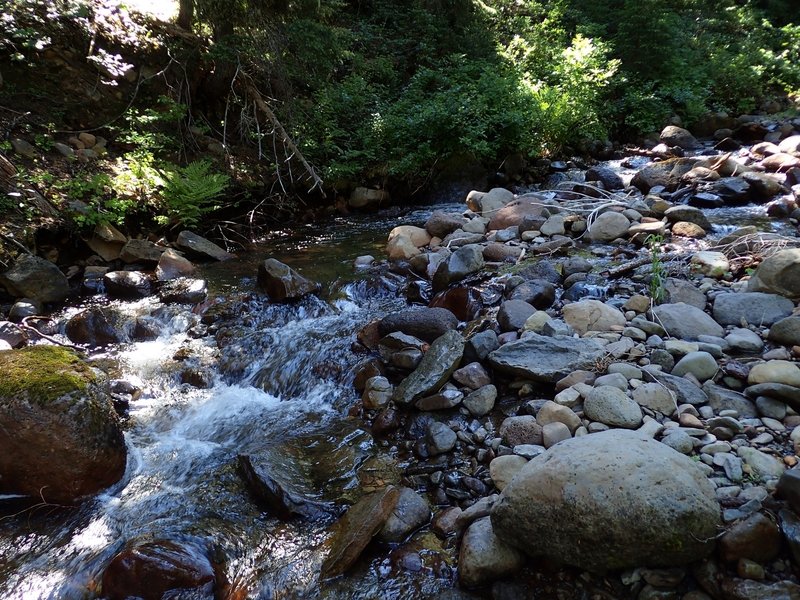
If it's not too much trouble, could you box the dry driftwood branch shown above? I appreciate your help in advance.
[244,82,326,198]
[600,251,680,279]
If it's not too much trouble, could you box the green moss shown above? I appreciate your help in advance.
[0,346,94,403]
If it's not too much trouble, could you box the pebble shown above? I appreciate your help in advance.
[513,445,545,459]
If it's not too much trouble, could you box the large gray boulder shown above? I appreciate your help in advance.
[712,292,794,326]
[660,125,699,149]
[587,211,630,242]
[651,303,724,340]
[257,258,319,301]
[393,330,465,406]
[488,334,605,382]
[491,430,721,573]
[0,254,69,303]
[747,249,800,298]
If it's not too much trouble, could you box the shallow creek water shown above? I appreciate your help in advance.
[0,172,794,598]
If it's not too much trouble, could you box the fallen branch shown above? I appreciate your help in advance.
[600,251,680,279]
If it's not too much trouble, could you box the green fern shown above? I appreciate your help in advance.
[160,160,229,228]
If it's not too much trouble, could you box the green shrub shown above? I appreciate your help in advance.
[160,160,230,228]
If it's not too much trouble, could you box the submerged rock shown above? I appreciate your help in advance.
[257,258,320,301]
[101,538,215,600]
[491,430,720,573]
[0,346,127,503]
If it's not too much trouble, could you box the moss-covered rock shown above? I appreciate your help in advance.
[0,346,127,503]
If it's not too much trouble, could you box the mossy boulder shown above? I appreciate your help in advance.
[0,346,127,503]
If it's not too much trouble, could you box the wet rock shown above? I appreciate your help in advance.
[427,422,457,455]
[720,579,800,600]
[746,248,800,298]
[378,486,430,542]
[453,362,491,390]
[393,330,465,406]
[101,539,215,600]
[713,292,794,326]
[119,238,166,263]
[379,307,458,344]
[159,278,208,304]
[432,245,484,292]
[586,165,623,190]
[777,468,800,512]
[743,171,785,201]
[704,177,750,203]
[65,306,125,346]
[103,271,151,299]
[429,287,482,322]
[463,384,497,417]
[651,303,724,340]
[415,386,463,410]
[632,158,696,193]
[362,376,393,410]
[458,517,525,588]
[497,299,535,332]
[156,248,195,281]
[491,430,721,572]
[584,386,643,429]
[489,334,605,382]
[780,508,800,565]
[257,258,319,301]
[0,346,127,502]
[719,512,781,563]
[176,230,235,261]
[321,486,401,579]
[238,454,335,520]
[563,299,625,335]
[0,254,69,303]
[0,321,26,348]
[588,211,630,242]
[464,330,499,363]
[536,400,581,433]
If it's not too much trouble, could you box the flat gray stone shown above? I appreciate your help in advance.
[712,292,794,326]
[488,334,605,383]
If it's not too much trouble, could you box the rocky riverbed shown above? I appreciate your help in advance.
[2,116,800,598]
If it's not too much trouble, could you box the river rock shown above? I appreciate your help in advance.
[463,385,497,417]
[378,486,430,542]
[646,370,708,406]
[761,152,800,171]
[489,455,528,491]
[742,171,785,201]
[660,125,699,149]
[507,280,555,309]
[425,211,467,238]
[349,187,389,209]
[712,292,794,326]
[379,307,458,343]
[464,330,499,363]
[497,300,535,332]
[458,517,525,588]
[671,351,718,382]
[321,486,401,579]
[491,430,721,572]
[238,454,334,520]
[748,360,800,387]
[176,230,234,261]
[432,244,484,292]
[426,421,457,455]
[389,225,431,248]
[663,206,712,231]
[468,187,514,216]
[651,303,724,340]
[386,233,420,260]
[690,251,729,277]
[588,211,630,242]
[393,330,465,406]
[257,258,319,301]
[488,198,548,230]
[584,386,643,429]
[746,249,800,298]
[156,248,195,281]
[0,346,127,502]
[768,316,800,346]
[499,415,543,446]
[65,306,125,346]
[632,383,678,415]
[0,254,69,303]
[489,334,605,382]
[720,579,800,600]
[719,512,781,563]
[777,468,800,512]
[738,446,785,480]
[86,222,127,261]
[119,238,166,263]
[103,271,151,299]
[586,166,623,190]
[563,299,625,334]
[429,287,482,321]
[632,158,696,193]
[101,539,215,600]
[362,376,393,410]
[663,278,706,309]
[159,278,207,304]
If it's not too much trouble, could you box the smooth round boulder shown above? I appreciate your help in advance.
[378,307,458,344]
[563,299,625,335]
[746,249,800,298]
[101,539,215,600]
[588,211,630,242]
[584,386,643,429]
[0,346,127,503]
[491,430,721,573]
[458,517,525,588]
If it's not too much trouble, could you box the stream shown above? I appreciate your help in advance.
[0,156,795,598]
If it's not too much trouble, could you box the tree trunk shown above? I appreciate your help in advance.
[177,0,193,30]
